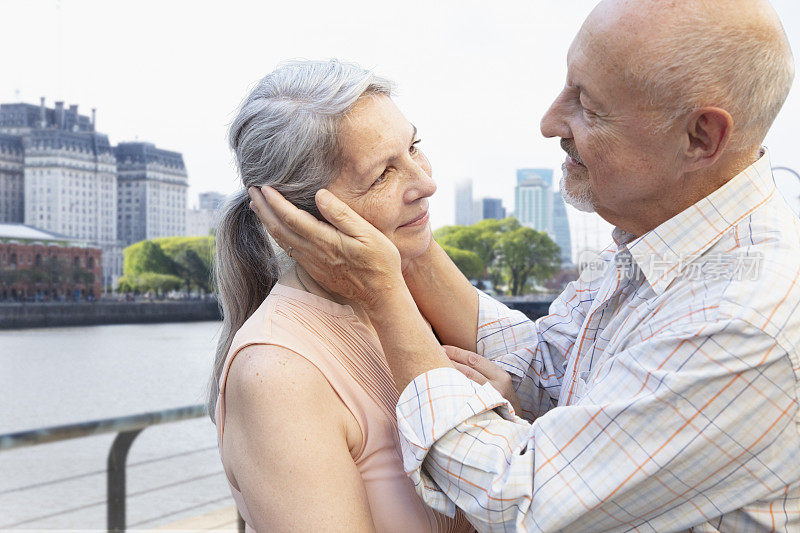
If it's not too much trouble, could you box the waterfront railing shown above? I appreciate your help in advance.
[0,405,243,532]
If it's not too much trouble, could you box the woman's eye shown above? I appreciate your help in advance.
[410,139,421,155]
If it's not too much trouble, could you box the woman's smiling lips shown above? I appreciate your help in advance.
[399,211,429,228]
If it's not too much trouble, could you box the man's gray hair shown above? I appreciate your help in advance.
[626,3,795,148]
[208,59,393,420]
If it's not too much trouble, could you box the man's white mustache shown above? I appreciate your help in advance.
[560,138,584,165]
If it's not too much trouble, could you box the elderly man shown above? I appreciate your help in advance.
[250,0,800,530]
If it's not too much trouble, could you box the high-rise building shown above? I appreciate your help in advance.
[481,198,506,221]
[187,190,225,237]
[199,191,225,211]
[514,174,553,233]
[517,168,554,189]
[552,191,572,264]
[115,142,188,246]
[22,129,118,244]
[0,134,24,223]
[0,98,193,290]
[472,200,483,224]
[455,179,474,226]
[0,100,121,289]
[186,208,216,237]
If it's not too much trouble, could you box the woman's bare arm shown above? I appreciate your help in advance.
[222,345,376,532]
[403,239,479,352]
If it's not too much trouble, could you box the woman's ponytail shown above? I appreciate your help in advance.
[208,189,278,420]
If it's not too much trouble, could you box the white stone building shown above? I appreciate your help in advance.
[0,99,192,290]
[115,142,188,246]
[198,191,225,211]
[186,207,217,237]
[0,100,121,289]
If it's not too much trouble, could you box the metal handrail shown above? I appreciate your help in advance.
[0,404,244,532]
[0,404,207,450]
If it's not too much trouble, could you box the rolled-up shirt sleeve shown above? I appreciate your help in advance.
[475,280,596,420]
[397,316,799,532]
[396,367,529,520]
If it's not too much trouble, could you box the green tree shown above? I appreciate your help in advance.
[123,240,176,277]
[138,272,183,296]
[116,275,138,294]
[496,227,561,296]
[441,245,484,280]
[154,236,214,267]
[117,272,183,296]
[120,236,215,295]
[173,248,210,293]
[154,236,214,294]
[436,226,496,268]
[435,217,522,286]
[436,218,521,266]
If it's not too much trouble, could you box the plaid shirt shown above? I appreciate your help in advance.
[396,150,800,532]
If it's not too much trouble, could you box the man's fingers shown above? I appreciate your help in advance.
[316,189,377,240]
[444,345,504,381]
[452,361,488,386]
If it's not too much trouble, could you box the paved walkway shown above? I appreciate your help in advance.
[154,505,241,531]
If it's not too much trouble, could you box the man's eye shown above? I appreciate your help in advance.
[372,170,388,187]
[410,139,421,155]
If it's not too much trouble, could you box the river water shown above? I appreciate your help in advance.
[0,321,232,530]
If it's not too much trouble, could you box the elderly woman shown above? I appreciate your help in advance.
[209,60,474,532]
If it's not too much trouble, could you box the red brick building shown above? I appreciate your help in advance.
[0,224,102,301]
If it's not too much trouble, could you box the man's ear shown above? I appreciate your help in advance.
[683,107,733,172]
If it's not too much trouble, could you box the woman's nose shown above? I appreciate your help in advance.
[404,155,437,202]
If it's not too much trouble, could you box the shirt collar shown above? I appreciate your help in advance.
[617,148,776,295]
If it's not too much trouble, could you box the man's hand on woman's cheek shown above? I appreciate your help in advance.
[247,185,405,310]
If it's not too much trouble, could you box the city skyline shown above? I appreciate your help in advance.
[4,0,800,239]
[0,98,192,288]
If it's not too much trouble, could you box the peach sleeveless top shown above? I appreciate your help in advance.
[215,283,473,532]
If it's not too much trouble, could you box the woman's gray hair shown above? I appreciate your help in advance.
[209,59,393,420]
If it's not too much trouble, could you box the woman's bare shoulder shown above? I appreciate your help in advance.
[221,345,373,531]
[223,343,358,464]
[225,343,337,416]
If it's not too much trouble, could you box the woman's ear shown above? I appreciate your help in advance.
[683,107,733,173]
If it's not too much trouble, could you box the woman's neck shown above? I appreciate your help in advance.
[284,264,376,333]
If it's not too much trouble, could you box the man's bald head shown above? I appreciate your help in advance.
[584,0,794,150]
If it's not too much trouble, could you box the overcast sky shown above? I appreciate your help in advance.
[4,0,800,249]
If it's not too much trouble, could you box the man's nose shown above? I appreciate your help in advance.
[541,89,572,139]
